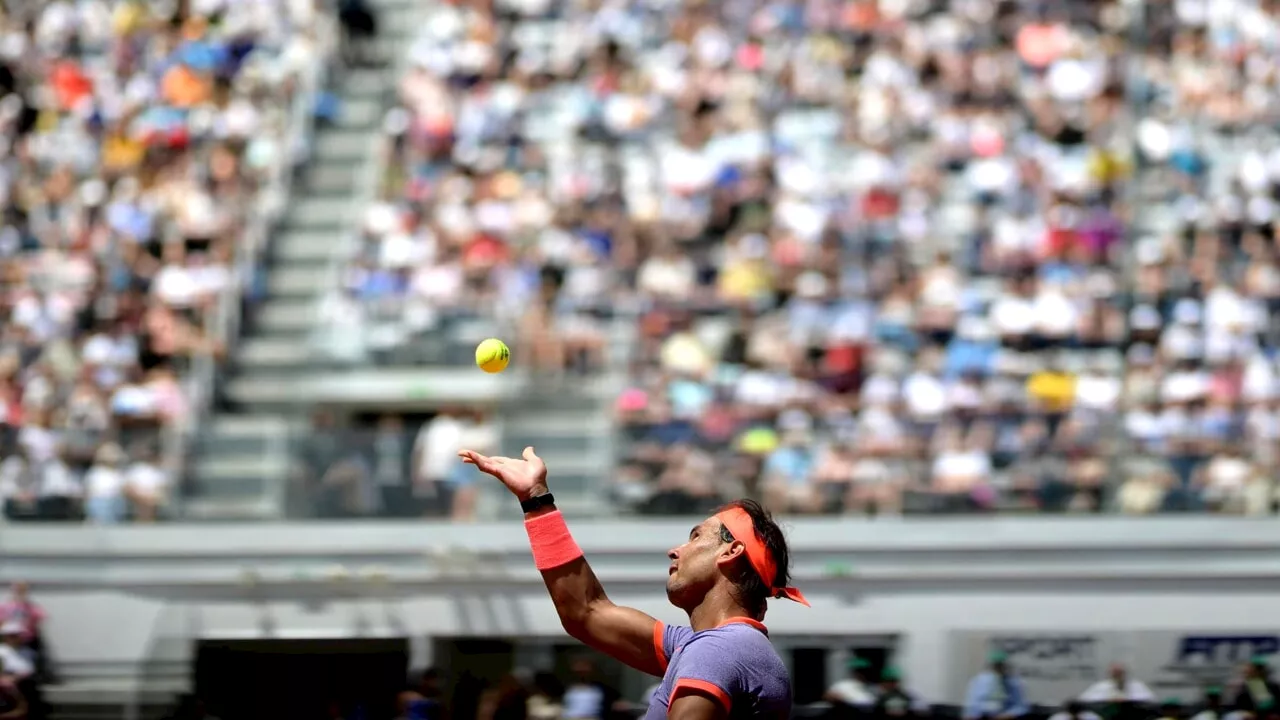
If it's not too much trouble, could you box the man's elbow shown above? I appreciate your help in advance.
[555,600,606,641]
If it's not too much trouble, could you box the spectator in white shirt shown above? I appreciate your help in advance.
[1079,664,1156,704]
[84,443,128,524]
[446,409,498,522]
[825,657,878,707]
[35,452,81,521]
[412,410,464,516]
[124,447,170,523]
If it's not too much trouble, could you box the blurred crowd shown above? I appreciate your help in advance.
[336,0,1280,517]
[0,0,334,523]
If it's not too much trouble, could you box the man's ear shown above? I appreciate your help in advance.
[715,539,746,569]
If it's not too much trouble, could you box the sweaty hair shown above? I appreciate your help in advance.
[715,499,791,616]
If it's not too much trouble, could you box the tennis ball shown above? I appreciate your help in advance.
[475,338,511,374]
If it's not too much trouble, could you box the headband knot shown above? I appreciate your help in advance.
[715,508,810,607]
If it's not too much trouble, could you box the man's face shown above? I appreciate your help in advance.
[1110,665,1126,685]
[666,516,738,610]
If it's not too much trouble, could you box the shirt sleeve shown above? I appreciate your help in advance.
[657,623,693,673]
[668,632,746,713]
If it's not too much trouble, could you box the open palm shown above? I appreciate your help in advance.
[458,446,548,500]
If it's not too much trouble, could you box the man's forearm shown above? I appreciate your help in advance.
[524,499,607,634]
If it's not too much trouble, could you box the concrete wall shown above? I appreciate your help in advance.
[5,516,1280,701]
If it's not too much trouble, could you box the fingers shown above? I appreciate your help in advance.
[522,446,538,462]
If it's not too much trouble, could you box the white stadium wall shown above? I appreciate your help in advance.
[4,517,1280,703]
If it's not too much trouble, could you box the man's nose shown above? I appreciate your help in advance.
[668,547,679,560]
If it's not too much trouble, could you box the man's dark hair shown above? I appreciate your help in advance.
[715,499,791,616]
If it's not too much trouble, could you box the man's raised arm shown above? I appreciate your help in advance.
[459,447,668,677]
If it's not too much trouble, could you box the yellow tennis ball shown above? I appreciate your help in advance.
[475,338,510,374]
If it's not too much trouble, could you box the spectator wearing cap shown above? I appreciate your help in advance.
[825,657,877,708]
[1233,656,1280,717]
[1189,687,1235,720]
[871,667,928,720]
[1155,699,1183,720]
[963,652,1030,720]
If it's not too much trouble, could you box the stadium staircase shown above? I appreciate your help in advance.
[182,0,631,521]
[182,0,421,521]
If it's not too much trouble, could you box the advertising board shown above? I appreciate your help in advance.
[953,632,1280,706]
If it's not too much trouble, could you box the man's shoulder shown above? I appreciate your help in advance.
[695,625,786,668]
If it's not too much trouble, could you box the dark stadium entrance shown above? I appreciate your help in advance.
[194,638,409,720]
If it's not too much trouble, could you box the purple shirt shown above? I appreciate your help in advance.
[645,619,792,720]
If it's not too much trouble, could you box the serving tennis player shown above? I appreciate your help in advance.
[458,446,809,720]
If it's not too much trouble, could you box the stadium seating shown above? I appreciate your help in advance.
[292,0,1280,518]
[0,0,335,523]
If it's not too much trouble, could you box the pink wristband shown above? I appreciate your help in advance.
[525,510,585,570]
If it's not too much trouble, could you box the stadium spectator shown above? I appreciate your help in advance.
[872,667,929,720]
[449,409,498,521]
[963,653,1029,720]
[1079,664,1155,704]
[1232,657,1280,716]
[1188,687,1233,720]
[0,586,42,652]
[372,414,412,518]
[122,443,170,523]
[826,657,878,708]
[561,657,620,720]
[413,408,464,517]
[83,442,127,524]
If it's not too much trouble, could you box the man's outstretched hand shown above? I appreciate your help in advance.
[458,446,548,502]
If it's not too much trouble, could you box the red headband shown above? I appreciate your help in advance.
[715,508,810,607]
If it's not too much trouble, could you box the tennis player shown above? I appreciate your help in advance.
[458,446,809,720]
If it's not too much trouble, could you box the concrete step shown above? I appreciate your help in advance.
[284,195,351,231]
[208,414,290,437]
[304,162,360,196]
[196,431,273,457]
[237,336,315,368]
[256,298,318,334]
[504,411,611,436]
[194,453,289,481]
[189,453,289,500]
[335,96,383,130]
[374,4,425,32]
[315,129,374,163]
[181,497,279,521]
[267,264,332,298]
[501,433,594,455]
[275,227,345,262]
[338,68,394,100]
